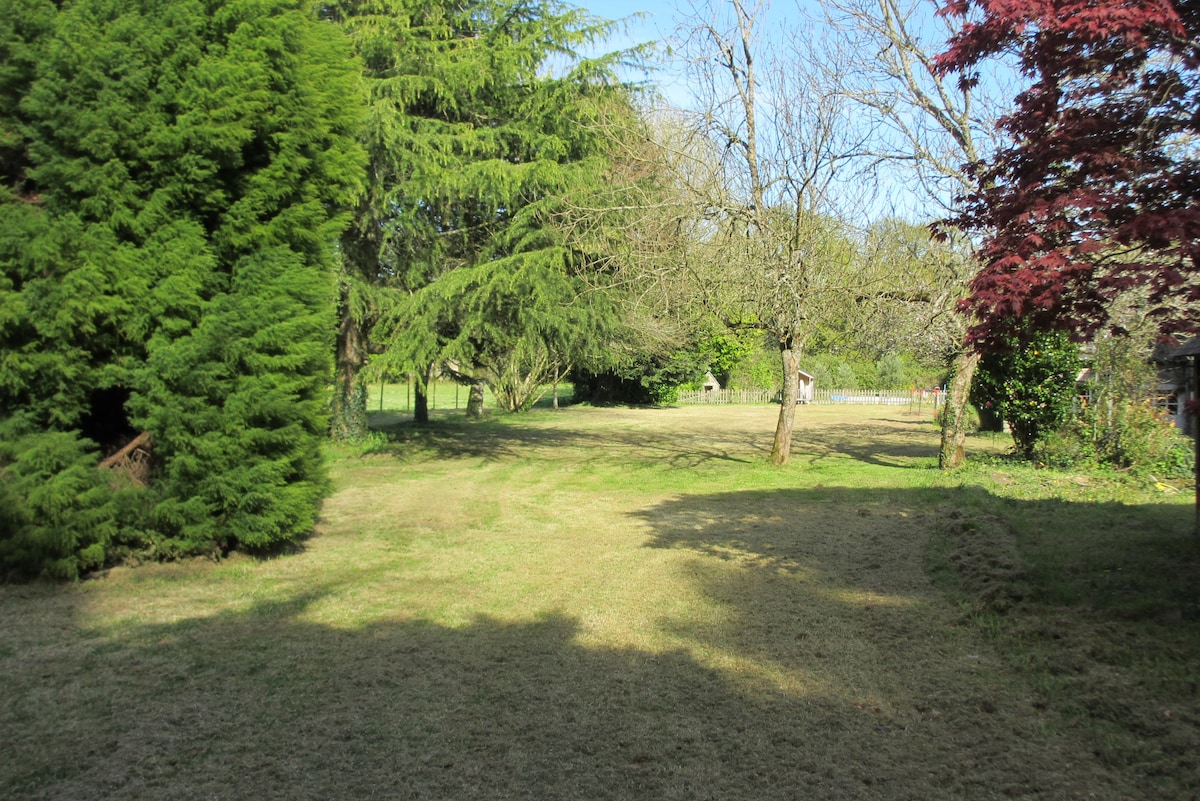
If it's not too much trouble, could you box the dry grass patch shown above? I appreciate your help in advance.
[1,404,1193,800]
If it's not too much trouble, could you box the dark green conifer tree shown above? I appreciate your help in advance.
[0,0,363,577]
[327,0,642,432]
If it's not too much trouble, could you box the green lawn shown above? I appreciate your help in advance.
[2,405,1196,800]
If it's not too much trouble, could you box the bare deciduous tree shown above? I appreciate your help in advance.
[662,0,885,464]
[810,0,1008,466]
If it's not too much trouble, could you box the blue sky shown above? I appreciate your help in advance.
[566,0,695,107]
[577,1,810,107]
[580,0,809,49]
[583,0,681,46]
[572,0,984,222]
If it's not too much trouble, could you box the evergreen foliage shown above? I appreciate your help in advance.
[723,345,778,392]
[328,0,644,432]
[0,423,123,579]
[0,0,363,577]
[796,351,932,392]
[572,349,703,406]
[970,327,1082,458]
[693,329,758,388]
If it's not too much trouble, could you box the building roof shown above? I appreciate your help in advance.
[1174,336,1200,360]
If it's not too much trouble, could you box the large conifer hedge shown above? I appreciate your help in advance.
[0,0,364,578]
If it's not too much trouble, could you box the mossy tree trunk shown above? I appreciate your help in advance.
[330,294,369,441]
[466,376,486,419]
[939,349,981,469]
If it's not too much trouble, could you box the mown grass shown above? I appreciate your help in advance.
[927,450,1200,787]
[1,404,1196,800]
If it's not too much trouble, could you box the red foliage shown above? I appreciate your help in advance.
[935,0,1200,348]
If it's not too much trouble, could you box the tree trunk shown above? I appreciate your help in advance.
[467,376,486,419]
[770,342,800,466]
[330,301,369,441]
[1192,354,1199,537]
[939,348,981,469]
[413,363,434,425]
[413,385,429,425]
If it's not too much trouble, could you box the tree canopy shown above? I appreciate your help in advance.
[327,0,643,432]
[936,0,1200,346]
[0,0,363,577]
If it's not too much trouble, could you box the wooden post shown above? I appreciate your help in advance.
[98,431,152,469]
[1176,338,1200,537]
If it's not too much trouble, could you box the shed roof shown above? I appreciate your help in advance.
[1174,336,1200,360]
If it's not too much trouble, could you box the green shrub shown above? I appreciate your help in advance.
[874,353,909,389]
[725,345,778,390]
[1038,335,1193,478]
[1041,401,1193,479]
[805,354,862,389]
[0,0,362,577]
[971,328,1081,457]
[573,347,702,405]
[0,423,126,579]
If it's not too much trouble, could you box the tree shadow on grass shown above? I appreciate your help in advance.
[594,428,761,468]
[634,486,1200,798]
[792,420,942,468]
[13,476,1187,797]
[365,413,602,463]
[365,411,761,468]
[365,406,958,471]
[0,589,1135,801]
[6,488,1196,799]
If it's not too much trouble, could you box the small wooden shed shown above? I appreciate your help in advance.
[701,371,722,393]
[797,368,815,403]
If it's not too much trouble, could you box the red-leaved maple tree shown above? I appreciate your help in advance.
[935,0,1200,347]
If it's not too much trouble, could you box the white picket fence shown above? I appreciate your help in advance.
[812,389,925,406]
[677,388,942,407]
[677,388,776,404]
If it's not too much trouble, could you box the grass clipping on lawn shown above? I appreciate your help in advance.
[1,405,1197,800]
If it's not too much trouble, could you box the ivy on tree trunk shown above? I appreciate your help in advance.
[939,349,981,469]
